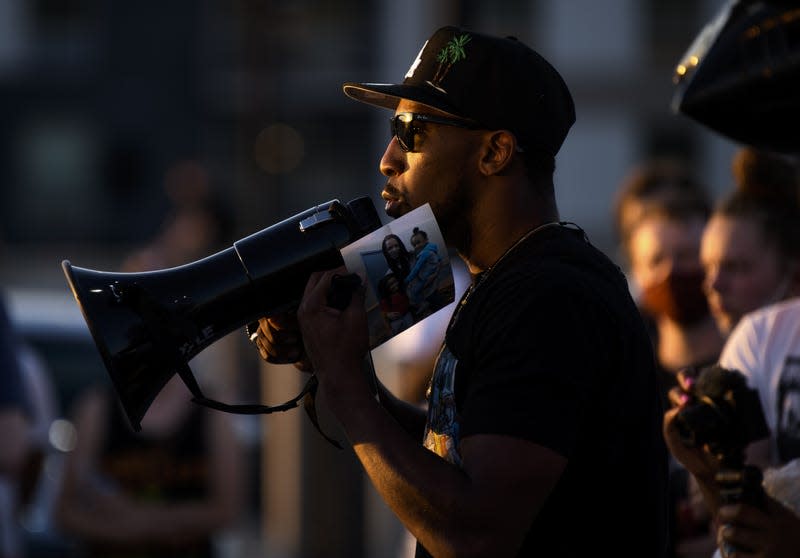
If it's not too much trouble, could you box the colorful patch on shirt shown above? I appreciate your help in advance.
[423,345,462,466]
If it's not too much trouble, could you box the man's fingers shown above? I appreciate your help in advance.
[299,267,348,315]
[341,274,366,316]
[253,315,305,364]
[259,317,301,347]
[259,313,299,331]
[253,266,357,367]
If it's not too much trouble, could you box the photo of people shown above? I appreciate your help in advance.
[340,204,455,348]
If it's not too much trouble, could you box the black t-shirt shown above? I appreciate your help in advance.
[418,225,669,557]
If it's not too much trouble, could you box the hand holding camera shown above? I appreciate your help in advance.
[672,364,769,464]
[664,364,772,557]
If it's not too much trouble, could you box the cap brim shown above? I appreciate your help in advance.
[343,82,464,117]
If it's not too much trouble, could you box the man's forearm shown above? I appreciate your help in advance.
[328,386,476,557]
[376,382,427,439]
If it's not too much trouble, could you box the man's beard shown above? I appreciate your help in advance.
[433,178,476,260]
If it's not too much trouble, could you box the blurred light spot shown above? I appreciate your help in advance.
[254,123,305,174]
[49,418,77,452]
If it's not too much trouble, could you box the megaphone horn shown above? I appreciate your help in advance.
[63,197,381,432]
[672,0,800,153]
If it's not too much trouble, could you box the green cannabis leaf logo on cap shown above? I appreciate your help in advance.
[427,33,471,93]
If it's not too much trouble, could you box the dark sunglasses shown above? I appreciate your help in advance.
[390,112,482,152]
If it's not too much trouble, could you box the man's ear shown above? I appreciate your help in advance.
[478,130,518,176]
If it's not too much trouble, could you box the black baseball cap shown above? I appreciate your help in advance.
[343,26,576,157]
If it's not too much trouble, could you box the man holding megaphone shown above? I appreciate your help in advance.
[255,26,669,558]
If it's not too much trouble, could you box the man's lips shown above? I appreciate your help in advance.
[381,188,405,217]
[384,198,401,214]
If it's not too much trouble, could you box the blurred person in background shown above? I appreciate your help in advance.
[715,148,800,475]
[54,164,246,558]
[614,158,723,398]
[665,149,800,558]
[0,284,58,558]
[700,148,800,338]
[0,292,33,558]
[614,158,724,557]
[120,160,235,271]
[54,374,244,558]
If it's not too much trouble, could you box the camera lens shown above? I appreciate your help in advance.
[674,403,723,448]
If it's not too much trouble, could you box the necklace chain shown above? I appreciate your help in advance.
[448,221,565,330]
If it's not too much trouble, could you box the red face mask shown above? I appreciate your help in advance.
[638,269,710,326]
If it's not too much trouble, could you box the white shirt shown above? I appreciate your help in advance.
[718,297,800,465]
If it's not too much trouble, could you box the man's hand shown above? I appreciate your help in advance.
[295,267,370,404]
[252,311,312,372]
[250,267,370,400]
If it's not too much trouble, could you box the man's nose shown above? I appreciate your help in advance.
[379,137,406,177]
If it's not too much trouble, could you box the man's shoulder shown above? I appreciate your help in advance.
[510,227,626,291]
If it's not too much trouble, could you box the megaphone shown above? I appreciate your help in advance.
[63,197,381,433]
[672,0,800,154]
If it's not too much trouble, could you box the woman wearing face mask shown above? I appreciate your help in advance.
[615,159,725,393]
[614,159,725,558]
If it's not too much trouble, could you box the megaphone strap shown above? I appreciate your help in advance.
[176,364,343,449]
[300,376,344,449]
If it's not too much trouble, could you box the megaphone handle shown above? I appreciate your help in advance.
[176,364,343,449]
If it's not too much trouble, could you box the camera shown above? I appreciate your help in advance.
[675,364,771,534]
[674,364,770,461]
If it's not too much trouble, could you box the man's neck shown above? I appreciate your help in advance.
[460,215,559,275]
[458,171,559,274]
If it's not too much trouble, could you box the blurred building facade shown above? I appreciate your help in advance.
[0,1,739,557]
